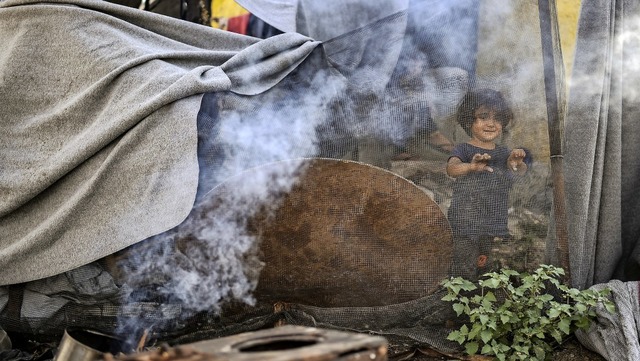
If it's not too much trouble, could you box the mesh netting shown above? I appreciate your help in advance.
[0,0,564,358]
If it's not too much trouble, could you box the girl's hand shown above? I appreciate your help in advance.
[508,148,527,173]
[471,153,493,173]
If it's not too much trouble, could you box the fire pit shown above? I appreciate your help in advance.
[100,326,387,361]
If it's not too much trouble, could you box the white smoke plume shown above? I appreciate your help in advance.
[113,0,558,343]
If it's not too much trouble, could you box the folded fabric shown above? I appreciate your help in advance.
[0,0,319,285]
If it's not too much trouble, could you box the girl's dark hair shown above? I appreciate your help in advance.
[456,88,513,136]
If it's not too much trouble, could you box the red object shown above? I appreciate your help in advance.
[227,13,250,35]
[477,254,488,267]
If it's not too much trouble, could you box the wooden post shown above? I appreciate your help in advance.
[537,0,571,283]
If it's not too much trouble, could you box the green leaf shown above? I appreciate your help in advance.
[450,285,461,294]
[461,280,478,291]
[465,342,479,355]
[539,294,554,302]
[575,303,587,313]
[575,317,591,329]
[480,329,493,344]
[481,344,493,355]
[567,288,580,297]
[441,293,457,302]
[558,318,571,335]
[452,303,465,316]
[447,330,467,345]
[548,308,560,318]
[500,314,510,324]
[446,330,460,342]
[482,277,500,288]
[468,324,482,339]
[605,302,616,314]
[485,291,497,302]
[479,314,489,325]
[533,345,546,360]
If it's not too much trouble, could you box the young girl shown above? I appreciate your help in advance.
[446,88,531,277]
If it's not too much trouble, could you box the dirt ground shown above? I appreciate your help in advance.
[399,337,606,361]
[2,331,606,361]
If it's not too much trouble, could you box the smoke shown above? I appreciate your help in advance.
[114,53,347,342]
[112,0,560,344]
[617,13,640,103]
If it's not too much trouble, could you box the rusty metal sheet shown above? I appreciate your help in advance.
[206,158,453,308]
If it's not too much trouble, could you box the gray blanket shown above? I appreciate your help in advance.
[576,280,640,361]
[0,0,320,285]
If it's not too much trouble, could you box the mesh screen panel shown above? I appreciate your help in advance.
[0,0,563,358]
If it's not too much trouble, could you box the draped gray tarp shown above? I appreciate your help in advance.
[4,0,640,357]
[0,0,412,288]
[0,0,321,285]
[565,0,640,359]
[575,280,640,361]
[564,0,640,289]
[236,0,409,41]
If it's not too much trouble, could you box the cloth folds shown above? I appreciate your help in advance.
[0,0,320,285]
[564,0,640,288]
[575,280,640,361]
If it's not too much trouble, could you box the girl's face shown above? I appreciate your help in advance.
[470,105,503,143]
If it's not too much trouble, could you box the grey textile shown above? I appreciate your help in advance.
[563,0,640,288]
[236,0,409,40]
[575,280,640,361]
[566,2,640,358]
[0,0,320,285]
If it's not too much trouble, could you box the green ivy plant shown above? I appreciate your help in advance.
[441,264,615,361]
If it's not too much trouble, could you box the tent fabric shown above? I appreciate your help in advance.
[565,1,640,357]
[575,280,640,361]
[6,0,638,357]
[564,0,640,289]
[0,0,320,286]
[236,0,409,40]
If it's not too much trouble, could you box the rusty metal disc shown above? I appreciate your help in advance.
[205,158,453,308]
